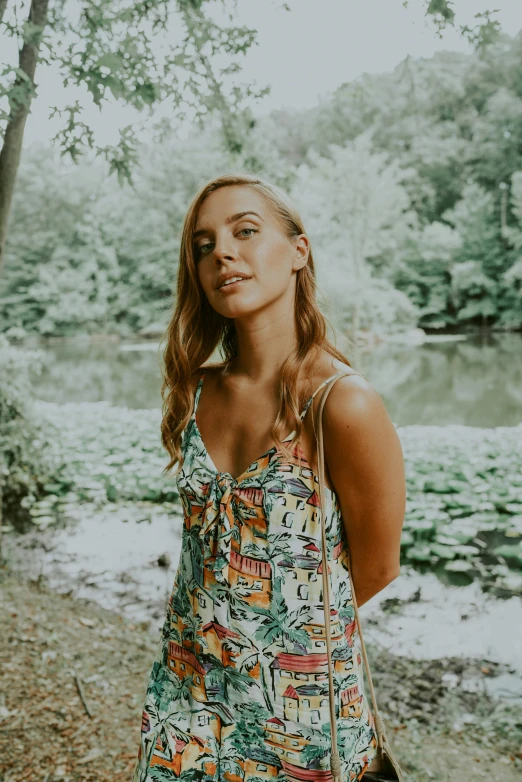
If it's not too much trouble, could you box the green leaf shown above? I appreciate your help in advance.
[430,543,456,560]
[406,546,433,563]
[445,560,474,572]
[493,544,522,568]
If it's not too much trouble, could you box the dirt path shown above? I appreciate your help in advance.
[0,566,520,782]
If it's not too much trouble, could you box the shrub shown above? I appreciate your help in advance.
[0,335,60,535]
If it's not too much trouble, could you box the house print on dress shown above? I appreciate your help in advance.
[132,368,377,782]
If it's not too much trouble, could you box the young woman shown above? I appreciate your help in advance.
[132,173,406,782]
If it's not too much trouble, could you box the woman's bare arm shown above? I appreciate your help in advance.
[323,374,406,607]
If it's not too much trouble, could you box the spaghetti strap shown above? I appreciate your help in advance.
[192,368,207,418]
[298,367,362,421]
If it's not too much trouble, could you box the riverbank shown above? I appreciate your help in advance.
[6,325,522,348]
[1,565,520,782]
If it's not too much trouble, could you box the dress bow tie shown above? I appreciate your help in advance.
[200,472,239,586]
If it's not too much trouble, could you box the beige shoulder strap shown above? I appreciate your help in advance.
[315,370,404,781]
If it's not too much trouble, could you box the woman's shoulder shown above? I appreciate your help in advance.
[321,355,374,392]
[318,354,383,422]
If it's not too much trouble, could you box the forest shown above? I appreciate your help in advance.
[1,32,522,339]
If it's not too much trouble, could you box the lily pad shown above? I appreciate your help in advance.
[508,515,522,534]
[493,544,522,568]
[424,479,459,494]
[405,518,436,539]
[406,545,433,562]
[445,560,474,573]
[430,543,456,560]
[31,515,56,528]
[452,545,481,558]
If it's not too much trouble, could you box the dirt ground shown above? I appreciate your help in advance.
[0,565,520,782]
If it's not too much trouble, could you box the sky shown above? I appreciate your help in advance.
[3,0,522,149]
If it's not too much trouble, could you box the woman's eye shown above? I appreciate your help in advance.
[195,228,257,257]
[196,242,212,256]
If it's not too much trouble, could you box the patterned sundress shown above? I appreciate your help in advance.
[132,367,378,782]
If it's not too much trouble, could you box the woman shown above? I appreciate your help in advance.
[132,173,406,782]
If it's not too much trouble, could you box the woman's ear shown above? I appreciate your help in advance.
[293,234,309,271]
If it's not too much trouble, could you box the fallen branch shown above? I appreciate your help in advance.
[73,670,93,718]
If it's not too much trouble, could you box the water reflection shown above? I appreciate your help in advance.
[359,334,522,426]
[363,567,522,680]
[30,333,522,427]
[32,340,164,410]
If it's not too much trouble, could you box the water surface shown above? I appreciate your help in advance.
[31,333,522,427]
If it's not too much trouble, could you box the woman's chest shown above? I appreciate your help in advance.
[176,421,341,540]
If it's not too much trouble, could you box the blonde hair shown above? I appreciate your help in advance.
[160,172,350,476]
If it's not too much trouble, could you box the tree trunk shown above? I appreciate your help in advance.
[0,0,9,25]
[0,0,48,559]
[0,0,50,276]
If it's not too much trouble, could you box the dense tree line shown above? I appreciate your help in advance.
[1,32,522,337]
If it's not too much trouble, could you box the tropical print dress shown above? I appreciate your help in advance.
[132,367,378,782]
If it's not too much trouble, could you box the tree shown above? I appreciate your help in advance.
[0,0,274,274]
[0,141,117,335]
[394,219,461,329]
[441,181,504,326]
[291,130,419,338]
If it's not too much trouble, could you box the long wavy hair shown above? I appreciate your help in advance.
[160,172,351,476]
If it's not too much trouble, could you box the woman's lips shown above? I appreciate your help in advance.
[218,278,251,292]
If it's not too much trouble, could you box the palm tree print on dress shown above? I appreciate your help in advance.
[132,368,378,782]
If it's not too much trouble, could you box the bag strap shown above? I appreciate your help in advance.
[315,370,389,779]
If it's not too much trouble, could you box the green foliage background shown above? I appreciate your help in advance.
[2,34,522,337]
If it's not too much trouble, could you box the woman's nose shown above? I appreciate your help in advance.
[213,232,237,260]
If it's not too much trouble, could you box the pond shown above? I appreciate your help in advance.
[31,333,522,427]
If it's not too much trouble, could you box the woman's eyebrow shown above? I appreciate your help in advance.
[193,211,263,239]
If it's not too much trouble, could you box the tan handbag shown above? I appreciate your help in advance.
[315,372,405,782]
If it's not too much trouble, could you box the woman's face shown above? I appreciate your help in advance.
[192,185,308,319]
